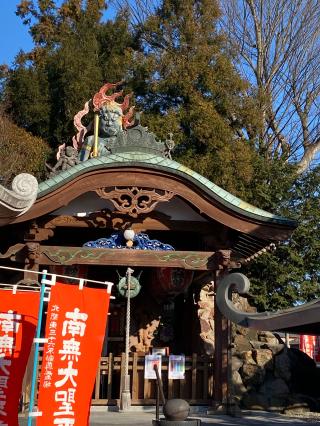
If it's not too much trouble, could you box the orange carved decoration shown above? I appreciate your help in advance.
[72,101,90,150]
[92,81,135,128]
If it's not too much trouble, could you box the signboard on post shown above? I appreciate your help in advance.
[37,283,110,425]
[144,355,162,379]
[168,355,185,380]
[0,290,39,426]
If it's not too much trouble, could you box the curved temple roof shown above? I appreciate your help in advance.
[36,152,295,228]
[0,151,297,264]
[0,81,297,266]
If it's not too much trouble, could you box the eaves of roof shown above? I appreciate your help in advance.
[37,152,296,228]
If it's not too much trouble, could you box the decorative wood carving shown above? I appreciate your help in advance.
[216,250,232,269]
[0,243,25,259]
[26,242,40,262]
[130,318,160,353]
[198,282,215,355]
[38,246,217,270]
[42,211,216,234]
[25,221,54,242]
[96,187,175,217]
[0,242,240,271]
[43,213,112,229]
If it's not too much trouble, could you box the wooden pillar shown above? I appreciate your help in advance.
[212,270,229,410]
[211,250,233,413]
[21,239,42,410]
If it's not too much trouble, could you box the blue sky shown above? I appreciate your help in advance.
[0,2,117,66]
[0,3,34,66]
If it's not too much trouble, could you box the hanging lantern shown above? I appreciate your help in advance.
[151,268,194,300]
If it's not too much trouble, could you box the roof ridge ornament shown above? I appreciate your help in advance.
[47,81,175,176]
[216,272,320,334]
[74,81,175,161]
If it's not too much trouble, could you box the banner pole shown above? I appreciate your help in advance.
[27,270,47,426]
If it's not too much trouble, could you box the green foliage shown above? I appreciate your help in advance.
[1,0,318,310]
[0,114,51,185]
[128,0,265,198]
[6,65,50,138]
[3,1,135,147]
[245,168,320,310]
[245,156,297,211]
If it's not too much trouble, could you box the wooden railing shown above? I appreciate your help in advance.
[92,353,214,405]
[21,353,213,408]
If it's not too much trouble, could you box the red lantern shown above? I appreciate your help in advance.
[151,268,194,300]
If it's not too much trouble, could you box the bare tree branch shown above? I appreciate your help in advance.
[221,0,320,173]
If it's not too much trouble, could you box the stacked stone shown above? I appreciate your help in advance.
[232,326,320,414]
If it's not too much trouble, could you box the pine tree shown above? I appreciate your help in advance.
[245,168,320,310]
[4,0,135,147]
[128,0,264,198]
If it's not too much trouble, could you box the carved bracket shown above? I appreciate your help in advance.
[25,222,54,242]
[0,244,25,260]
[26,242,40,264]
[96,186,175,217]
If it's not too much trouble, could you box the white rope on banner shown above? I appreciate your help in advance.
[79,278,84,290]
[28,412,43,417]
[0,265,114,295]
[33,338,48,344]
[0,282,40,291]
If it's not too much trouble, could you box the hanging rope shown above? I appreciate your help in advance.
[124,267,133,378]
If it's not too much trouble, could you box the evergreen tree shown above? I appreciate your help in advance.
[130,0,263,198]
[3,0,135,147]
[2,0,318,309]
[0,113,50,185]
[245,168,320,310]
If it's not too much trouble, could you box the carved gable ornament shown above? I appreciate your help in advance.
[96,186,175,217]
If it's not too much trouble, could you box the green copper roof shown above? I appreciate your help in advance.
[38,152,295,226]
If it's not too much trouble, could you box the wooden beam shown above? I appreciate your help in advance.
[41,214,214,234]
[37,246,218,270]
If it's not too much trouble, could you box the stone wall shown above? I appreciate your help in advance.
[232,326,320,414]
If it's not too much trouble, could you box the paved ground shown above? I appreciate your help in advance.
[19,409,320,425]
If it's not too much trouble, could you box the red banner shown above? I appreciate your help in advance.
[37,283,110,426]
[300,335,320,362]
[0,290,39,426]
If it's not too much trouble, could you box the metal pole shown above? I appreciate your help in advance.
[156,383,160,421]
[92,113,100,157]
[154,364,166,405]
[27,270,47,426]
[120,267,133,410]
[285,333,290,348]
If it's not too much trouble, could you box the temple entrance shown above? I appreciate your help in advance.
[84,265,214,405]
